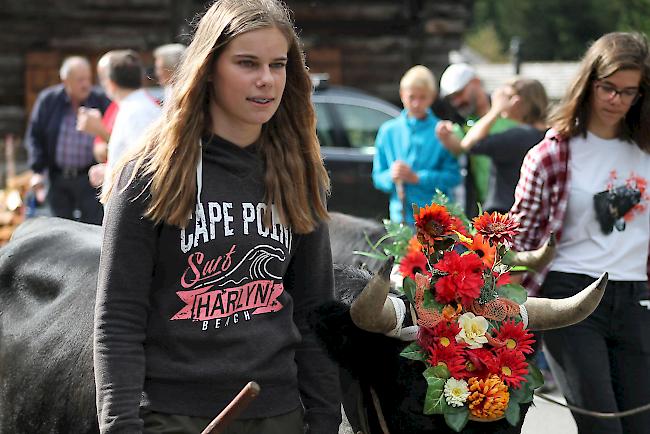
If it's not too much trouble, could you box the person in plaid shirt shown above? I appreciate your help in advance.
[510,32,650,434]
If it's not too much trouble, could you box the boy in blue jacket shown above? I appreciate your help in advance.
[372,65,460,224]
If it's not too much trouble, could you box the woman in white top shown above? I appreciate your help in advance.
[510,32,650,434]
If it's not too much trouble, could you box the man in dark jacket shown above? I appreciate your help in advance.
[25,56,110,225]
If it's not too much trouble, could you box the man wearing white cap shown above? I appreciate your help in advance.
[436,63,517,217]
[439,63,491,119]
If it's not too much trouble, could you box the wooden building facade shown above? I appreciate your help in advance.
[0,0,472,137]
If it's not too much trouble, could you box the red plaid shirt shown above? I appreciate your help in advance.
[509,129,571,294]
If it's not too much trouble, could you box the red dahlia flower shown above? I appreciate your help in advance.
[433,251,485,305]
[495,271,511,287]
[496,350,529,389]
[472,212,520,246]
[399,250,430,280]
[418,320,462,350]
[426,343,467,379]
[494,320,535,355]
[462,348,498,380]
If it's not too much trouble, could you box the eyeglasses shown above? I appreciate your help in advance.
[594,81,642,105]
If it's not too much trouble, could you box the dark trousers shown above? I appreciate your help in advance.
[48,170,103,225]
[541,271,650,434]
[141,407,304,434]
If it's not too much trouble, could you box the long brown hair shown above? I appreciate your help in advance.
[550,32,650,150]
[105,0,330,234]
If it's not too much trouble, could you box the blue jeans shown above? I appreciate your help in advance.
[542,271,650,434]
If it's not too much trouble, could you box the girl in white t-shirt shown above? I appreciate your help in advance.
[511,32,650,434]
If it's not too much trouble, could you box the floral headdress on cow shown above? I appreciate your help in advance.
[396,199,543,432]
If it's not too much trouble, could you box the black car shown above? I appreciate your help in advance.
[313,79,401,219]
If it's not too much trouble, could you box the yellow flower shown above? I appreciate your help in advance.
[455,312,489,349]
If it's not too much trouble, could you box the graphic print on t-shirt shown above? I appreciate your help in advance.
[593,171,649,234]
[170,201,292,330]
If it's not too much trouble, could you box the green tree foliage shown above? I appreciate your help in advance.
[465,24,509,62]
[467,0,650,61]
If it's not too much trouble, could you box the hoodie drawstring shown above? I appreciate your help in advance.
[196,140,203,206]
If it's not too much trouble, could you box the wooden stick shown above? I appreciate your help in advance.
[396,180,406,223]
[200,381,261,434]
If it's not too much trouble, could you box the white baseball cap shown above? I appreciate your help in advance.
[439,63,477,97]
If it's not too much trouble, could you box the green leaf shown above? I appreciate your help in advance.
[497,284,528,304]
[422,368,448,414]
[432,364,451,379]
[505,400,521,426]
[487,319,501,332]
[509,383,534,404]
[525,362,544,390]
[500,249,515,265]
[422,287,445,311]
[403,277,416,306]
[444,409,469,432]
[400,342,427,361]
[352,250,388,261]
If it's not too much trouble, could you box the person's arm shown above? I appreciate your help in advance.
[460,108,501,151]
[372,126,395,193]
[94,164,158,433]
[77,107,111,142]
[435,120,464,156]
[459,86,516,153]
[25,91,49,175]
[284,220,341,434]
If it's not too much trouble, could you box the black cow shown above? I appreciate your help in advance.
[0,217,99,433]
[328,212,386,272]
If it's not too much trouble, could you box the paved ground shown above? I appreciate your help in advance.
[522,391,577,434]
[338,390,577,434]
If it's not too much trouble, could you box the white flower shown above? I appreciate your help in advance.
[455,312,489,349]
[444,377,470,407]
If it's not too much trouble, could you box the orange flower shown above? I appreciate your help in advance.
[463,234,496,267]
[472,212,520,246]
[406,236,423,254]
[442,303,463,321]
[414,204,454,247]
[467,375,510,419]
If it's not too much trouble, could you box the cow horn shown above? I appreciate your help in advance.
[525,272,608,330]
[350,257,397,333]
[507,233,556,270]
